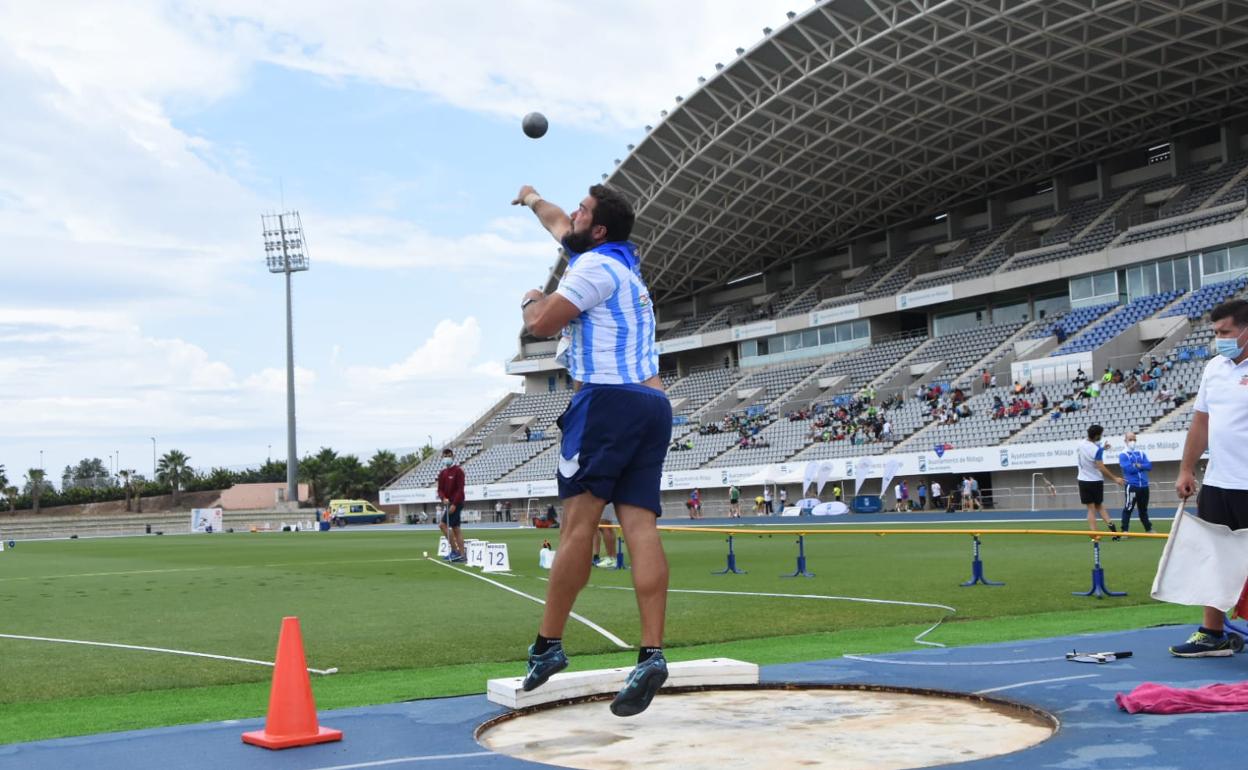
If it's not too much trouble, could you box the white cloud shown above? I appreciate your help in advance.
[310,213,554,270]
[0,0,801,471]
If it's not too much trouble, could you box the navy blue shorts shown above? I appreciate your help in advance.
[556,383,672,516]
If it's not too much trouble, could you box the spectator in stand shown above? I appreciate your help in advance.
[981,369,991,392]
[1055,325,1068,344]
[990,373,998,387]
[1101,367,1113,386]
[1124,373,1140,394]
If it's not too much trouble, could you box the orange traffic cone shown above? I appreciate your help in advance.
[242,616,343,750]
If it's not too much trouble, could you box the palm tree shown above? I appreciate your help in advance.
[25,469,46,514]
[298,447,338,506]
[156,450,191,508]
[368,450,400,497]
[326,455,372,501]
[3,486,16,513]
[118,469,133,512]
[0,465,7,495]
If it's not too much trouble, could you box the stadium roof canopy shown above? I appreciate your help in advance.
[587,0,1248,304]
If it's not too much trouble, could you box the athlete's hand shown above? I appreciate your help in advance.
[1175,469,1197,499]
[512,185,538,206]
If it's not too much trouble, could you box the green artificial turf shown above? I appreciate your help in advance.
[0,521,1191,743]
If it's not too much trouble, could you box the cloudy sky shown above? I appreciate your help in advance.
[0,0,802,482]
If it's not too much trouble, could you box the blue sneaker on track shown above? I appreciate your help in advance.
[610,651,668,717]
[522,644,568,691]
[442,551,459,562]
[1170,630,1234,657]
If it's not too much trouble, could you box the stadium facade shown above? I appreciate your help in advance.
[383,0,1248,517]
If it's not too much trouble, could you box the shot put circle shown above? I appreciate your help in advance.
[477,683,1056,770]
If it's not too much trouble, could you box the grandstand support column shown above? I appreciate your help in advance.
[763,268,781,295]
[1170,136,1191,176]
[849,238,868,270]
[1052,175,1069,213]
[1220,122,1244,163]
[986,197,1004,230]
[885,227,907,266]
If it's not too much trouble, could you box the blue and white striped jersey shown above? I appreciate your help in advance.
[553,242,659,385]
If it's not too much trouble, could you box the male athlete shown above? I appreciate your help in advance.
[512,183,671,716]
[435,448,466,562]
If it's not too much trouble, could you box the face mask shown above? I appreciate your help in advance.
[442,457,453,467]
[1126,441,1136,450]
[1213,328,1247,359]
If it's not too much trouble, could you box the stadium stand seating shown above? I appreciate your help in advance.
[667,366,741,417]
[1028,303,1117,341]
[1117,205,1245,248]
[467,391,572,445]
[817,333,927,396]
[461,440,554,485]
[1160,276,1248,319]
[900,385,1062,451]
[731,362,821,410]
[1052,291,1182,356]
[499,444,559,483]
[389,445,479,489]
[893,322,1025,384]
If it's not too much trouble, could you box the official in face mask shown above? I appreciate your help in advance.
[1118,431,1153,533]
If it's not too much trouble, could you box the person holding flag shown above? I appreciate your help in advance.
[1118,432,1154,534]
[1165,299,1248,657]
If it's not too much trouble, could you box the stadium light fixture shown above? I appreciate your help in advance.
[727,271,763,286]
[262,211,309,507]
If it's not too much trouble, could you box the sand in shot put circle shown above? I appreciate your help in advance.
[478,685,1056,770]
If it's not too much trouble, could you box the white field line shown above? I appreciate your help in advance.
[0,632,338,675]
[0,557,429,583]
[842,654,1063,666]
[975,673,1100,694]
[595,585,955,647]
[426,558,631,649]
[303,752,495,770]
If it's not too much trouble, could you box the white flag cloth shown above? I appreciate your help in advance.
[1151,507,1248,610]
[802,461,819,496]
[814,461,836,495]
[879,457,902,497]
[854,457,875,496]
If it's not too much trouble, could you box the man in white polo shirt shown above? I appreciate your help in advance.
[1076,424,1125,538]
[1170,299,1248,657]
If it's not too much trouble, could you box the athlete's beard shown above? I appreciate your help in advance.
[562,227,597,255]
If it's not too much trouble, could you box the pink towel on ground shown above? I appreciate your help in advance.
[1116,681,1248,714]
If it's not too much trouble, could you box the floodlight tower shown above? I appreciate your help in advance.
[262,212,309,507]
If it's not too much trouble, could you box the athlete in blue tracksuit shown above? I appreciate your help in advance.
[1119,431,1153,533]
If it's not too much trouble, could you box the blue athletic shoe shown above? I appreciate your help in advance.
[1170,630,1234,657]
[442,551,459,562]
[522,643,568,691]
[448,553,466,563]
[610,651,668,717]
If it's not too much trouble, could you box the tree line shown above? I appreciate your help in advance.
[0,445,433,514]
